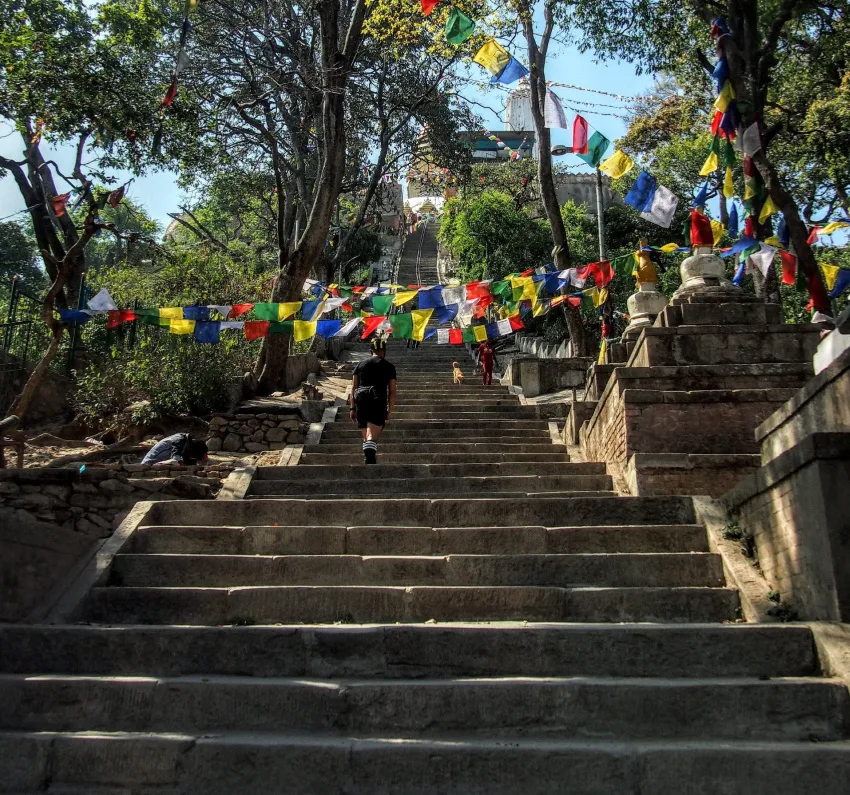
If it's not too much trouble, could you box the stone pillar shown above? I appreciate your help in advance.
[672,245,741,304]
[622,240,668,341]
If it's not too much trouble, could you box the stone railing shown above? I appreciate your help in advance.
[513,332,573,359]
[207,412,309,453]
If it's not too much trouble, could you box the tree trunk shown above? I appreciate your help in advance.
[6,333,62,421]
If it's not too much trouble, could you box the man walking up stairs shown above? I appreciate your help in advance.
[1,337,849,792]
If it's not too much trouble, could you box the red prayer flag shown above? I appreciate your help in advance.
[244,321,269,340]
[572,115,589,155]
[466,281,492,300]
[574,264,590,282]
[361,315,387,339]
[106,309,137,329]
[509,315,524,331]
[690,209,714,247]
[567,296,582,308]
[160,78,178,109]
[743,155,756,178]
[229,303,254,318]
[520,268,534,277]
[421,0,439,14]
[588,260,613,288]
[50,193,70,217]
[449,328,463,345]
[341,302,353,312]
[807,227,822,246]
[107,186,125,208]
[710,110,724,137]
[780,251,797,285]
[807,270,830,313]
[352,286,365,293]
[473,295,494,318]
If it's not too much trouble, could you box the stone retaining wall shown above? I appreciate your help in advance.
[206,413,309,453]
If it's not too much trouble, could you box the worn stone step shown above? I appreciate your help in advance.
[249,475,612,496]
[84,584,739,624]
[137,495,696,529]
[323,419,552,431]
[129,524,708,556]
[255,462,608,481]
[299,452,569,464]
[0,624,819,678]
[108,552,723,589]
[320,428,551,440]
[304,442,564,454]
[391,410,541,420]
[6,731,850,795]
[2,674,845,740]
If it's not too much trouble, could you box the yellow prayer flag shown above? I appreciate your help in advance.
[411,309,434,341]
[699,151,719,177]
[473,324,488,342]
[744,181,757,200]
[599,150,634,179]
[293,320,317,342]
[764,236,781,246]
[713,82,735,113]
[723,167,735,199]
[532,300,549,317]
[592,287,608,308]
[393,290,418,307]
[659,243,680,253]
[279,302,302,321]
[711,220,726,246]
[821,263,840,292]
[169,319,195,334]
[597,338,608,366]
[160,307,183,319]
[821,221,850,235]
[758,196,779,223]
[473,39,511,76]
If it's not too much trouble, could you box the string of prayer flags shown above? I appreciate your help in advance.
[544,91,568,129]
[572,115,590,154]
[640,185,679,229]
[828,268,850,298]
[624,171,657,212]
[691,209,715,247]
[577,131,611,167]
[780,251,797,285]
[599,150,634,179]
[445,8,475,44]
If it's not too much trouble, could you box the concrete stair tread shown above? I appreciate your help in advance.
[247,491,618,500]
[256,462,607,478]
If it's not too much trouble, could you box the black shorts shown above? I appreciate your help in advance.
[355,398,386,429]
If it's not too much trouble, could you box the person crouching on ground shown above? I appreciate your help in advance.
[141,433,208,466]
[350,337,397,464]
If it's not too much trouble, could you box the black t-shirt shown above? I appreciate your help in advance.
[352,355,397,405]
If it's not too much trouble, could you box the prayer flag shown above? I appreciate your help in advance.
[741,123,761,156]
[393,290,418,307]
[169,319,195,334]
[411,309,434,341]
[466,281,491,300]
[293,320,317,342]
[597,338,608,365]
[253,303,280,321]
[106,309,136,329]
[473,325,488,342]
[490,55,528,85]
[658,243,680,254]
[361,315,387,339]
[640,185,679,229]
[159,307,184,320]
[723,168,735,199]
[183,306,210,321]
[437,329,450,345]
[588,260,614,288]
[209,305,232,318]
[432,304,458,325]
[808,270,831,312]
[808,227,822,246]
[497,318,512,336]
[301,300,325,321]
[473,40,511,76]
[445,7,475,44]
[577,131,611,167]
[449,328,463,344]
[728,204,739,238]
[59,309,93,324]
[194,322,221,344]
[624,171,657,212]
[828,268,850,298]
[599,150,634,179]
[693,181,710,209]
[572,115,590,154]
[230,304,253,318]
[244,321,270,340]
[88,288,117,312]
[417,286,444,309]
[821,221,850,235]
[714,81,735,113]
[748,243,777,277]
[544,91,568,129]
[509,315,524,331]
[700,150,719,176]
[612,253,638,277]
[690,209,714,247]
[421,0,439,14]
[269,321,294,335]
[720,236,759,258]
[107,186,125,208]
[759,195,779,223]
[462,326,477,343]
[316,319,342,337]
[821,263,840,292]
[485,321,500,339]
[50,193,70,217]
[335,317,360,337]
[780,251,797,285]
[372,295,394,315]
[221,321,244,331]
[719,100,741,138]
[711,220,726,245]
[591,287,608,308]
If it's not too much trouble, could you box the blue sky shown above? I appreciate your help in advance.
[0,43,654,235]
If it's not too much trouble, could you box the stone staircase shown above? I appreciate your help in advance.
[1,339,849,792]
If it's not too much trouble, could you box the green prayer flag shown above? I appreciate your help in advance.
[490,279,511,298]
[577,131,611,168]
[151,124,163,157]
[388,313,413,339]
[611,253,638,277]
[269,321,294,335]
[372,295,393,315]
[461,326,476,343]
[724,138,736,168]
[253,303,280,321]
[446,7,476,45]
[709,133,722,155]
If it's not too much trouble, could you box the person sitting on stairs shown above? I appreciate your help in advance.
[350,337,397,464]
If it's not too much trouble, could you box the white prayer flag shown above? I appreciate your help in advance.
[220,321,245,330]
[334,317,360,337]
[321,297,347,313]
[567,268,587,288]
[436,328,450,345]
[544,90,568,129]
[741,123,761,156]
[442,285,466,306]
[639,185,679,229]
[497,319,512,336]
[363,286,379,297]
[87,288,117,312]
[209,305,232,318]
[747,243,777,277]
[456,298,479,327]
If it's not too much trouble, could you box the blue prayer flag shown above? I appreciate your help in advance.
[431,304,458,325]
[417,286,445,310]
[728,203,739,239]
[693,181,710,209]
[828,269,850,298]
[624,171,657,212]
[490,55,529,85]
[485,322,500,339]
[720,236,759,258]
[301,300,323,321]
[59,310,92,324]
[183,306,210,321]
[777,215,789,247]
[316,319,342,338]
[193,321,221,343]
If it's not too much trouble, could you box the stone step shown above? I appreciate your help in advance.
[137,495,697,529]
[129,523,708,556]
[392,398,521,406]
[84,584,739,624]
[254,463,607,481]
[320,428,551,440]
[390,410,541,420]
[248,475,614,496]
[108,552,723,589]
[5,731,850,795]
[304,442,564,454]
[299,452,569,464]
[2,674,845,741]
[322,418,551,430]
[0,624,820,678]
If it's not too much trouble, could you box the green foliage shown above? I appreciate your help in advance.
[0,219,46,296]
